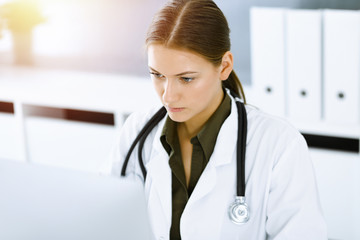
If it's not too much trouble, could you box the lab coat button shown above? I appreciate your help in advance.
[158,236,165,240]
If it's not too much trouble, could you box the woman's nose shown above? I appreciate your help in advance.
[162,79,179,105]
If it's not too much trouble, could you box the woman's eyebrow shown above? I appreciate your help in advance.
[148,67,198,76]
[174,71,198,76]
[148,67,160,73]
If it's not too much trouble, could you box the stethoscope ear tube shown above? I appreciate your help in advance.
[121,107,166,179]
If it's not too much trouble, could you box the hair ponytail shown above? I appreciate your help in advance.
[222,70,246,104]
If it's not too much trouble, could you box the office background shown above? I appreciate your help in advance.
[1,0,360,239]
[1,0,360,83]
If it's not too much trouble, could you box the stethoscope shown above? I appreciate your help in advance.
[120,90,249,225]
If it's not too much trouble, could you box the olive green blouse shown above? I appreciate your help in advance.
[160,93,231,240]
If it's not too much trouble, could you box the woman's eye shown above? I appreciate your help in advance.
[181,77,194,83]
[150,72,164,79]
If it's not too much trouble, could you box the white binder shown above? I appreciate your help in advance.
[286,9,322,122]
[250,7,286,117]
[323,10,360,125]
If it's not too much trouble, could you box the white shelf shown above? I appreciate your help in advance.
[289,119,360,139]
[0,66,161,113]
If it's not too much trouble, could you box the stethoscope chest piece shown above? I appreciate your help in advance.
[228,196,250,224]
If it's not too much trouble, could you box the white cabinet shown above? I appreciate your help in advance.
[0,112,24,161]
[25,117,117,173]
[311,148,360,240]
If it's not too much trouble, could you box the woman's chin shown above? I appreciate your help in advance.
[167,111,188,123]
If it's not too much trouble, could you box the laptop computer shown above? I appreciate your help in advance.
[0,159,154,240]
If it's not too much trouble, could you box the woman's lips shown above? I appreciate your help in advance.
[167,107,185,113]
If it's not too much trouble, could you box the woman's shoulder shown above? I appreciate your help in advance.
[244,104,306,146]
[244,104,310,169]
[122,106,164,133]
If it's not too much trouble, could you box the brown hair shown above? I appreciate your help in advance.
[146,0,246,103]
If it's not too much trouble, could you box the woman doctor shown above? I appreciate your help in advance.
[110,0,327,239]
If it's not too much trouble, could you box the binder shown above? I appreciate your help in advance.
[250,7,286,117]
[285,9,322,122]
[323,10,360,125]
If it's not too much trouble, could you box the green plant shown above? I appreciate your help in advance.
[0,0,45,32]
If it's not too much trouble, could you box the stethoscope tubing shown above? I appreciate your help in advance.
[235,99,247,197]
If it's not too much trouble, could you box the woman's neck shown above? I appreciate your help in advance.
[178,89,224,139]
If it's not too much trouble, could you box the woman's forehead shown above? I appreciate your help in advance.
[147,44,212,74]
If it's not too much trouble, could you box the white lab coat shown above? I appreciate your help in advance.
[110,92,328,240]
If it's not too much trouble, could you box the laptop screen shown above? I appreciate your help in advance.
[0,159,154,240]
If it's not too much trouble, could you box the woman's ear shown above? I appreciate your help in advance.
[220,51,234,81]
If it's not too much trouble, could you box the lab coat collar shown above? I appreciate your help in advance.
[146,117,172,227]
[210,92,238,167]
